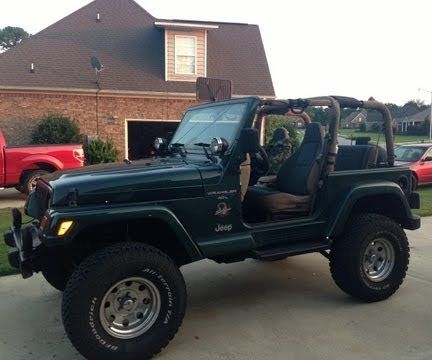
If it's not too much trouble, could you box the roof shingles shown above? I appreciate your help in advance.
[0,0,274,97]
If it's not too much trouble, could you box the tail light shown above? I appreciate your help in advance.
[73,148,85,163]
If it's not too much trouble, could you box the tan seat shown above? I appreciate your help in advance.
[240,154,251,202]
[245,122,325,216]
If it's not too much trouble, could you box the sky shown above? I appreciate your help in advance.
[1,0,431,105]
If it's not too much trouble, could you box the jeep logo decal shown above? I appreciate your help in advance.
[214,224,233,232]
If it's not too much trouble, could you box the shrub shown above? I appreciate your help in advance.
[370,123,381,132]
[358,123,367,132]
[265,115,300,151]
[31,113,81,144]
[85,138,119,165]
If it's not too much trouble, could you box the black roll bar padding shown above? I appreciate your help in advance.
[259,100,291,115]
[330,96,363,109]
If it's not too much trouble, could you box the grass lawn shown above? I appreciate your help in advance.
[0,208,31,276]
[414,186,432,217]
[0,187,431,276]
[339,129,431,145]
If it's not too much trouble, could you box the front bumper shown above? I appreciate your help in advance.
[3,209,42,279]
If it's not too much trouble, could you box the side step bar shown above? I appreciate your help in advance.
[252,241,330,261]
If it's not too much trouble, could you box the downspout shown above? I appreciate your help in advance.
[95,77,101,136]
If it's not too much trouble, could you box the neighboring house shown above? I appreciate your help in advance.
[0,0,274,159]
[393,108,430,134]
[341,110,367,129]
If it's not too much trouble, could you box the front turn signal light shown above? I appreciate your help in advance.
[57,220,74,236]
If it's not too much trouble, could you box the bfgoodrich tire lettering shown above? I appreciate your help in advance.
[329,213,409,302]
[62,242,186,360]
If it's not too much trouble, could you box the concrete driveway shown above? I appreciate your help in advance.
[0,188,26,209]
[0,220,431,360]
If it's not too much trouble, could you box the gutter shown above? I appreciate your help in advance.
[0,86,275,100]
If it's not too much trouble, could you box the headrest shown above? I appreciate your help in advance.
[303,122,324,144]
[239,128,261,153]
[271,127,290,142]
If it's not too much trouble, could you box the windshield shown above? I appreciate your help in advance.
[395,146,426,162]
[170,102,248,153]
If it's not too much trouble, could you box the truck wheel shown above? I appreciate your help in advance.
[22,170,50,194]
[330,214,409,302]
[62,242,186,360]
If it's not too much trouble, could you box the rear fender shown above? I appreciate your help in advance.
[20,154,63,171]
[326,181,419,237]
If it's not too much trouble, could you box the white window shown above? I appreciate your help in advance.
[175,36,196,75]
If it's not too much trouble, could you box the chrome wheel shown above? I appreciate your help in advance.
[99,277,161,339]
[363,238,395,282]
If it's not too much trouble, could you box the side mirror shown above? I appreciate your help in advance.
[154,137,167,156]
[423,156,432,162]
[239,128,261,153]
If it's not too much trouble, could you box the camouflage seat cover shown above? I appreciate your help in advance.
[265,127,292,174]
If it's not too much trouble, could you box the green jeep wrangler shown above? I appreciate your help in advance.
[4,95,420,360]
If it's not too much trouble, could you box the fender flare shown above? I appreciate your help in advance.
[326,181,415,237]
[20,154,63,171]
[44,205,203,261]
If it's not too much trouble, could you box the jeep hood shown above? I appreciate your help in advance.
[47,159,205,206]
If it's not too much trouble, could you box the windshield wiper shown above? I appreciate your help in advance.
[170,143,187,158]
[194,143,216,162]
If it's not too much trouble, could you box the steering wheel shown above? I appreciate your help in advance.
[249,146,270,185]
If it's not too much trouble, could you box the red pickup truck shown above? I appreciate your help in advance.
[0,131,84,194]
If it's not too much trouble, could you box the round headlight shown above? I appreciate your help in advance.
[210,137,228,156]
[210,137,223,154]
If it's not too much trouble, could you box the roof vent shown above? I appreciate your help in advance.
[96,13,101,22]
[30,63,35,73]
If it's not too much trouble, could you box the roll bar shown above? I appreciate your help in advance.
[259,96,395,167]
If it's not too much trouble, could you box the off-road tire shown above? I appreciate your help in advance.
[62,242,186,360]
[22,170,50,194]
[330,213,409,302]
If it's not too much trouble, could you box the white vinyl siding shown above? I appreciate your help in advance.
[166,30,206,82]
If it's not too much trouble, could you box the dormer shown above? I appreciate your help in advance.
[155,21,219,82]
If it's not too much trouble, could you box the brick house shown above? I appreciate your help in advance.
[340,110,367,129]
[0,0,274,159]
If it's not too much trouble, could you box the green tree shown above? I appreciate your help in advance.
[306,107,333,126]
[423,118,431,136]
[85,138,120,164]
[0,26,30,51]
[31,114,82,144]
